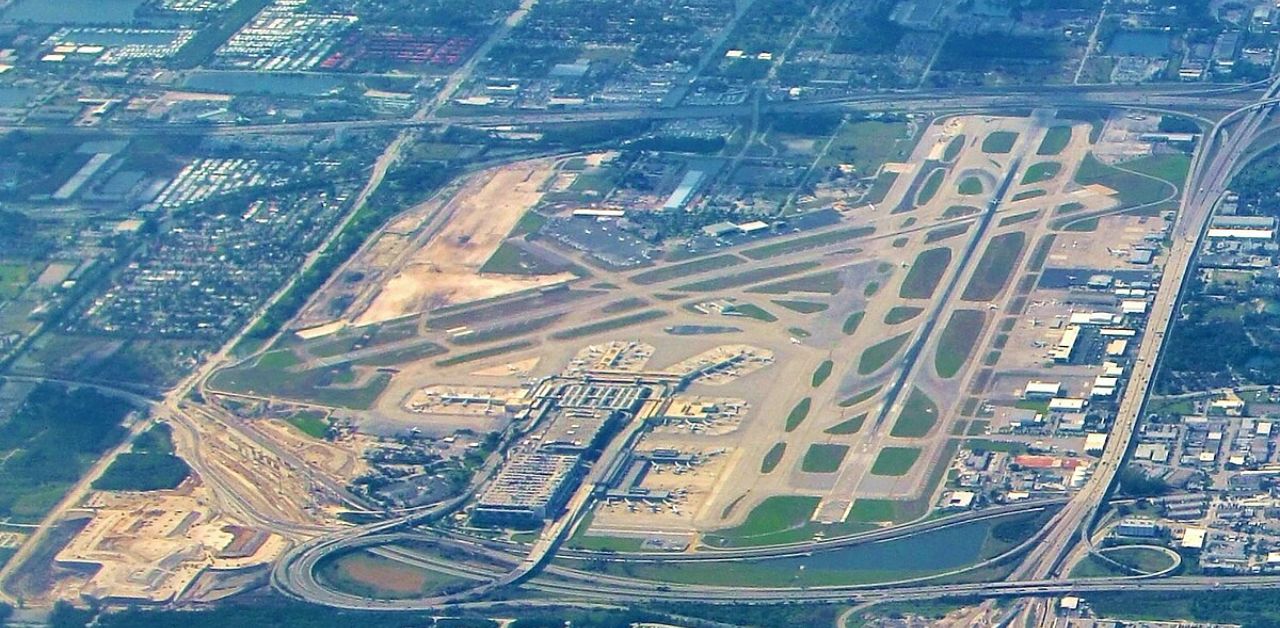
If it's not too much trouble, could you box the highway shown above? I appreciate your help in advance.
[0,83,1263,141]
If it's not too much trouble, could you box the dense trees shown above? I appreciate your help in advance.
[0,384,135,520]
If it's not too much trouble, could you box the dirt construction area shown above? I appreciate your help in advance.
[353,158,577,326]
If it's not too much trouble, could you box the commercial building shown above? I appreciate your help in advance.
[1206,227,1273,240]
[1182,526,1208,549]
[572,209,626,218]
[1121,300,1148,315]
[1084,432,1108,455]
[1212,31,1241,70]
[1212,215,1276,230]
[1129,249,1154,265]
[1069,312,1118,326]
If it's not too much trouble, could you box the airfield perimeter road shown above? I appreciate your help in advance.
[1010,74,1280,583]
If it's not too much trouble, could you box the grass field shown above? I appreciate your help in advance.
[551,309,668,340]
[859,332,911,374]
[943,205,981,219]
[1024,232,1054,268]
[822,119,915,174]
[935,309,985,378]
[1036,126,1072,156]
[601,297,648,314]
[840,386,881,407]
[210,350,390,410]
[0,262,33,299]
[885,306,923,325]
[1074,153,1180,208]
[943,135,966,162]
[452,313,563,346]
[847,499,897,523]
[998,210,1039,227]
[916,168,946,206]
[567,532,645,553]
[801,444,850,473]
[741,226,875,260]
[891,388,938,438]
[842,311,865,335]
[286,410,329,439]
[1120,152,1192,188]
[434,340,535,367]
[811,360,834,387]
[1010,189,1046,202]
[961,231,1025,301]
[317,550,467,600]
[963,439,1027,454]
[824,413,867,435]
[749,270,844,295]
[982,131,1018,154]
[870,447,921,476]
[1020,161,1061,184]
[675,261,821,292]
[863,170,899,205]
[1070,547,1176,578]
[632,254,741,285]
[761,442,787,473]
[958,176,983,195]
[772,299,829,314]
[925,224,970,243]
[726,303,777,322]
[705,496,819,546]
[1064,216,1099,232]
[478,242,563,275]
[785,398,813,432]
[900,247,952,299]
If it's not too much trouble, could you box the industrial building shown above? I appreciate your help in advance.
[1024,381,1062,399]
[662,170,705,210]
[472,452,582,524]
[1052,326,1080,362]
[1116,517,1160,538]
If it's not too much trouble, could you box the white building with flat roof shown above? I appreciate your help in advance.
[1023,381,1062,398]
